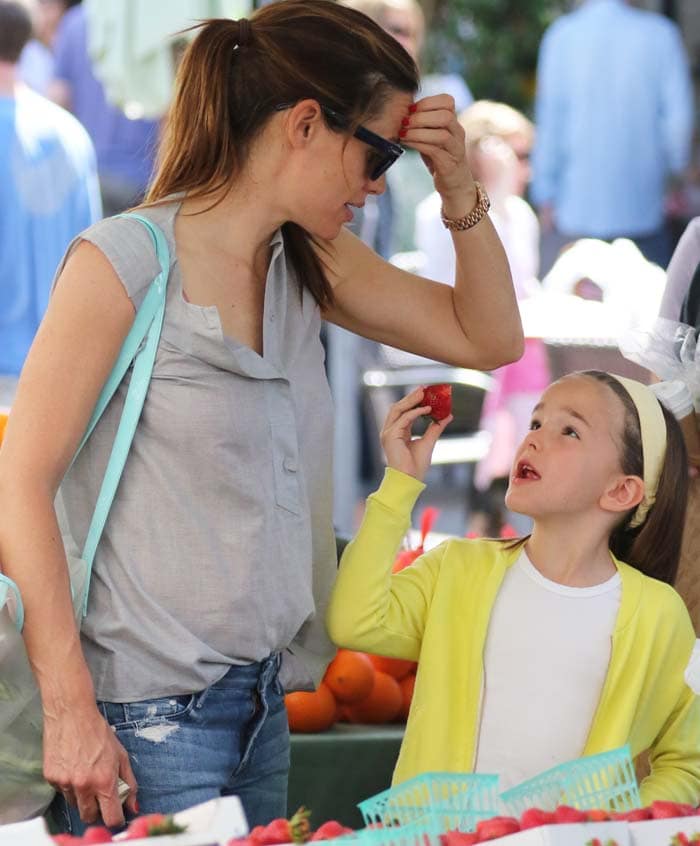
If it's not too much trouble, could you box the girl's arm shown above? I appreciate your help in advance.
[0,242,138,826]
[326,389,449,657]
[322,95,524,371]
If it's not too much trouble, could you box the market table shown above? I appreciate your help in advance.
[287,723,404,829]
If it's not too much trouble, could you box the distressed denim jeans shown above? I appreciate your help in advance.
[53,653,290,835]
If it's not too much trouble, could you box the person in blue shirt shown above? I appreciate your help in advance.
[531,0,694,272]
[48,4,160,216]
[0,0,101,390]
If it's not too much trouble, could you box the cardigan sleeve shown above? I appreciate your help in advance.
[640,598,700,805]
[326,467,444,661]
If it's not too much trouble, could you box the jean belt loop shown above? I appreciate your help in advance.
[260,651,280,689]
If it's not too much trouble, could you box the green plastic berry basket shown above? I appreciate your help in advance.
[358,772,500,833]
[500,745,641,815]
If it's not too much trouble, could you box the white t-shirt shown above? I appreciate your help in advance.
[474,549,622,790]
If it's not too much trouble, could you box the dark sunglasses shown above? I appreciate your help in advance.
[274,102,404,181]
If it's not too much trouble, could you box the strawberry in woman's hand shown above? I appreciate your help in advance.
[423,384,452,423]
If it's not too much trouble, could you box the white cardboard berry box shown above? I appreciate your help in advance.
[0,796,249,846]
[467,821,631,846]
[628,817,700,846]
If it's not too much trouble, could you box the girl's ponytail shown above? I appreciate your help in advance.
[586,371,688,585]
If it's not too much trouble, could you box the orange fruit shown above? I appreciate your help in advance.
[344,670,403,724]
[285,682,336,733]
[368,653,416,681]
[0,413,8,445]
[323,649,375,703]
[398,672,416,721]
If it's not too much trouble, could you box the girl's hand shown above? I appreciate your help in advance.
[381,387,453,482]
[401,94,472,205]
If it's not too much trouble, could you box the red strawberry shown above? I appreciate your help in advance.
[249,826,267,842]
[123,813,185,839]
[652,801,696,819]
[554,805,587,823]
[423,384,452,423]
[586,839,603,846]
[613,807,652,821]
[257,808,311,845]
[439,831,479,846]
[311,821,354,841]
[520,808,555,830]
[672,834,691,846]
[82,826,113,843]
[586,809,611,822]
[475,816,520,841]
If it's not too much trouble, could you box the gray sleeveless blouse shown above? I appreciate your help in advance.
[57,201,337,700]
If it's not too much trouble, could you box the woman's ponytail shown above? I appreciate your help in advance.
[147,19,247,204]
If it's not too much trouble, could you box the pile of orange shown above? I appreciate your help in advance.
[285,649,417,733]
[285,509,437,733]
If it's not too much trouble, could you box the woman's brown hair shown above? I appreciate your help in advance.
[146,0,419,307]
[583,370,688,585]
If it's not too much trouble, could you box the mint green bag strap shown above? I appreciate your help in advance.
[78,213,170,616]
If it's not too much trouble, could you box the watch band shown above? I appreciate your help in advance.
[441,182,491,231]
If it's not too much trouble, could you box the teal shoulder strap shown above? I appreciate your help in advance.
[2,214,170,630]
[78,213,170,615]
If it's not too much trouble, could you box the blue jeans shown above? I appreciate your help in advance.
[52,654,290,835]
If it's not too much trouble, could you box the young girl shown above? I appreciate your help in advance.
[326,371,700,804]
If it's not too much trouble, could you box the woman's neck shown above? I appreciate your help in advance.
[177,186,285,271]
[524,518,617,587]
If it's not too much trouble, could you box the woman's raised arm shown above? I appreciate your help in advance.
[323,94,523,370]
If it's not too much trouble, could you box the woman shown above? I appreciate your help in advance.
[0,0,521,832]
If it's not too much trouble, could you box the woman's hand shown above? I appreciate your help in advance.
[43,700,138,827]
[381,387,453,482]
[401,94,473,206]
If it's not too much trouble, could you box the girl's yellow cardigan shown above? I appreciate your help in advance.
[326,468,700,806]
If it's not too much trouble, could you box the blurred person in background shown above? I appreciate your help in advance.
[341,0,472,257]
[532,0,694,274]
[416,101,550,535]
[18,0,78,95]
[0,0,100,405]
[48,2,160,216]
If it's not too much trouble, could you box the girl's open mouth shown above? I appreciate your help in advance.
[515,460,541,481]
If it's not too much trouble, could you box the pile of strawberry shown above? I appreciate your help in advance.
[52,813,185,844]
[228,807,353,846]
[438,800,700,845]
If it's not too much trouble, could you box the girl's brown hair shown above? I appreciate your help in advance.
[146,0,419,308]
[583,370,688,585]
